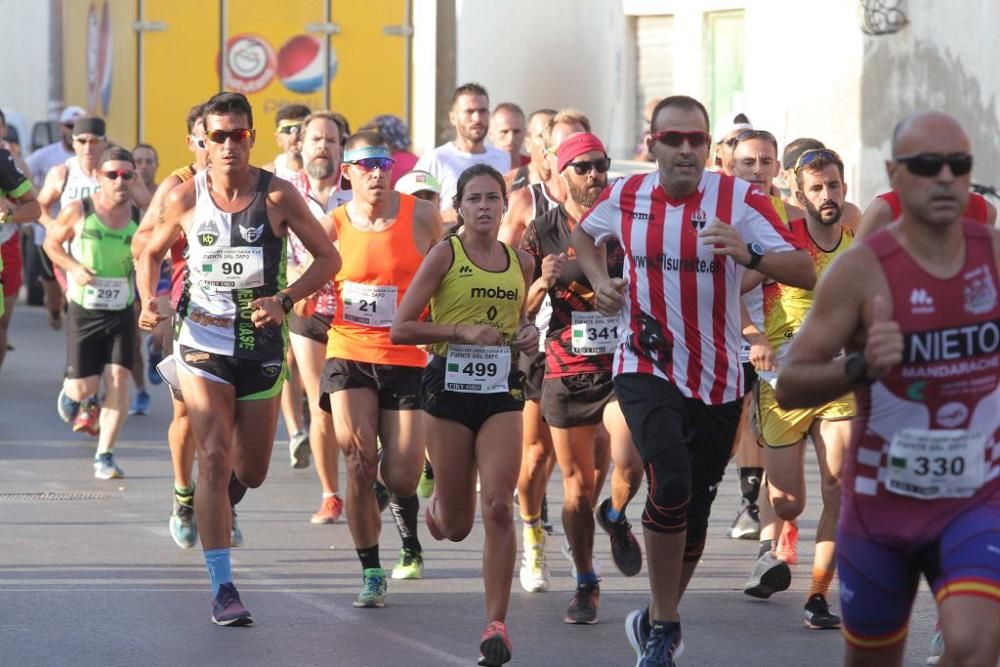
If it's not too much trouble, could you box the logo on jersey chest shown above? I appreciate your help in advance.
[196,219,220,247]
[458,265,474,277]
[689,209,708,230]
[470,285,519,300]
[909,288,935,315]
[963,265,997,315]
[238,223,265,244]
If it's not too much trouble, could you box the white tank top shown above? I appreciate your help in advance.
[59,157,100,213]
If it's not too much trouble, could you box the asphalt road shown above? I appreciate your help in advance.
[0,302,939,666]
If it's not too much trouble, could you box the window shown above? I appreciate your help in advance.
[632,14,674,155]
[705,10,745,129]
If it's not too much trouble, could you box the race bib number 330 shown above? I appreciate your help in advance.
[886,428,987,500]
[445,345,511,394]
[342,282,397,327]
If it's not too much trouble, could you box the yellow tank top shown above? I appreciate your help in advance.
[430,235,525,358]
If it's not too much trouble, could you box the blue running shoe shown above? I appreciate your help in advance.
[146,337,164,385]
[639,623,684,667]
[211,582,252,626]
[129,390,151,416]
[57,387,81,424]
[169,498,198,549]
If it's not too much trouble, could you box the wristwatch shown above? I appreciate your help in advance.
[745,242,764,270]
[277,292,293,314]
[844,351,874,385]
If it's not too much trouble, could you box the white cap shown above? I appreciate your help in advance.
[715,120,753,145]
[60,106,86,124]
[395,170,441,195]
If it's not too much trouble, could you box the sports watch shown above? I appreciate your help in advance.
[844,351,874,385]
[277,292,294,314]
[745,242,764,270]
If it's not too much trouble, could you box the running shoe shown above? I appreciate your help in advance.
[391,547,424,580]
[289,430,310,469]
[776,520,799,565]
[424,501,445,541]
[211,582,253,626]
[803,593,841,629]
[146,337,164,385]
[626,607,651,664]
[518,544,550,593]
[927,623,944,664]
[73,399,100,436]
[310,494,344,524]
[373,479,391,513]
[728,500,761,540]
[169,497,197,549]
[564,581,600,624]
[353,567,387,608]
[129,389,151,416]
[417,459,435,498]
[639,624,684,667]
[595,498,643,576]
[230,508,244,548]
[477,621,512,667]
[743,552,792,599]
[561,536,602,579]
[93,453,123,480]
[57,387,81,423]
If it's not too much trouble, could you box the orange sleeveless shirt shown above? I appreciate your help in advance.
[326,193,427,367]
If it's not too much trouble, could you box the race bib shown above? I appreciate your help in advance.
[81,277,129,310]
[885,428,987,500]
[342,282,397,327]
[195,247,264,290]
[444,345,511,394]
[571,311,620,356]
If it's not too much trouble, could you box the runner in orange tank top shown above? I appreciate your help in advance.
[318,131,442,603]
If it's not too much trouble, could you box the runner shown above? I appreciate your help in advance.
[415,83,510,221]
[262,103,310,177]
[521,132,644,621]
[136,92,340,626]
[320,130,441,601]
[780,138,863,232]
[857,186,996,240]
[505,108,555,192]
[0,146,41,373]
[44,147,142,477]
[133,143,159,192]
[391,163,537,666]
[360,114,419,187]
[775,111,999,667]
[489,102,528,173]
[712,113,752,176]
[571,95,815,666]
[285,111,351,523]
[131,102,209,549]
[395,169,441,209]
[741,146,854,633]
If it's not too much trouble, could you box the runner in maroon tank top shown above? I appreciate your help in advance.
[857,188,997,240]
[776,111,1000,667]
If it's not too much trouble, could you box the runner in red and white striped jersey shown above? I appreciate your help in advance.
[571,95,816,667]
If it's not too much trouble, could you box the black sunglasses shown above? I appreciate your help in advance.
[650,130,713,149]
[894,152,973,178]
[566,157,611,175]
[206,128,252,144]
[103,170,135,181]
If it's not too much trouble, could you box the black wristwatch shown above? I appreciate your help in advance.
[745,242,764,270]
[277,292,294,314]
[844,351,874,385]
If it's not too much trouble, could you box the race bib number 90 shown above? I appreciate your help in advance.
[445,345,511,394]
[195,247,264,290]
[571,311,620,356]
[342,282,397,327]
[81,276,129,310]
[886,428,987,500]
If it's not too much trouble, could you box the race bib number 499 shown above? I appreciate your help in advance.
[445,345,511,394]
[886,428,987,499]
[342,282,397,327]
[571,311,620,356]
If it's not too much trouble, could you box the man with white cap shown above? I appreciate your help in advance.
[395,170,441,211]
[713,113,752,176]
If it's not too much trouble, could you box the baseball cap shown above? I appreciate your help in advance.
[714,113,752,144]
[556,132,606,173]
[395,170,441,196]
[60,106,86,125]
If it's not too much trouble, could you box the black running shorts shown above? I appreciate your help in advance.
[421,356,525,433]
[65,302,136,378]
[540,371,614,429]
[319,358,422,412]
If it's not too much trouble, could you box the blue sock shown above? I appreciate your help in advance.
[204,548,232,597]
[605,503,623,523]
[577,570,599,586]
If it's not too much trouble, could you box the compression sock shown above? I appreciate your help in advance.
[357,544,381,571]
[204,548,232,597]
[740,467,764,505]
[389,494,422,554]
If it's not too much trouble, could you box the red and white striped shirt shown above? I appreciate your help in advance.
[580,170,800,404]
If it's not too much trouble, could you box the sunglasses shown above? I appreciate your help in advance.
[277,122,303,135]
[74,136,104,146]
[205,128,253,144]
[347,157,394,172]
[650,130,713,149]
[567,157,611,175]
[103,170,135,181]
[794,148,842,173]
[894,152,973,177]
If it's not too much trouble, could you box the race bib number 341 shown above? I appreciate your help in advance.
[571,311,620,356]
[886,428,987,500]
[445,345,511,394]
[342,282,397,327]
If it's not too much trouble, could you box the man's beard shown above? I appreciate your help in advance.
[306,156,334,180]
[568,178,606,210]
[805,198,843,226]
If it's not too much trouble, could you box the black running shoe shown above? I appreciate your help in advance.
[804,593,841,629]
[595,498,643,576]
[563,582,600,624]
[212,582,252,626]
